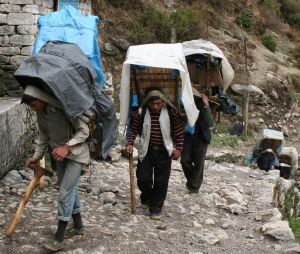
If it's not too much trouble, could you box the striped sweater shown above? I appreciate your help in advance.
[127,108,184,151]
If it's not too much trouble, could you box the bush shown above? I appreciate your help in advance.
[261,0,281,15]
[261,34,277,52]
[170,7,205,41]
[289,13,300,28]
[236,10,256,32]
[281,0,300,28]
[129,7,172,43]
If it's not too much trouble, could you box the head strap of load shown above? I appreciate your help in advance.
[23,85,62,109]
[141,90,176,110]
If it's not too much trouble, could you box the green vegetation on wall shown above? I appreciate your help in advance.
[282,188,300,242]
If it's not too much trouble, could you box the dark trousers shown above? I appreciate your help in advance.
[180,133,208,191]
[136,148,171,214]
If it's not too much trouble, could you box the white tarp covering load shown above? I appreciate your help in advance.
[119,43,199,127]
[261,129,284,141]
[182,39,234,91]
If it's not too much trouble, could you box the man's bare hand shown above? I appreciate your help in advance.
[201,94,209,107]
[125,144,133,155]
[26,158,37,169]
[52,144,69,161]
[171,149,181,160]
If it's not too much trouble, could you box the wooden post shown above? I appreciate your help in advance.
[243,38,249,136]
[243,91,249,135]
[128,153,136,214]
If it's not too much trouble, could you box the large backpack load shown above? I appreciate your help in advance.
[248,129,284,171]
[278,147,298,178]
[33,5,105,85]
[182,39,237,119]
[119,43,198,128]
[14,41,118,160]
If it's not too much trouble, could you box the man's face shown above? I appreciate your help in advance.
[30,99,46,111]
[148,98,164,113]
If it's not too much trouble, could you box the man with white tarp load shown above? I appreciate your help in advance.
[248,129,284,172]
[180,39,235,193]
[120,43,197,219]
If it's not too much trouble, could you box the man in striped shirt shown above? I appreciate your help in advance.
[126,90,184,220]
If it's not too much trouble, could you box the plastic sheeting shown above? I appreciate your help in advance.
[182,39,234,91]
[33,5,105,85]
[261,129,284,141]
[119,43,199,127]
[15,41,118,159]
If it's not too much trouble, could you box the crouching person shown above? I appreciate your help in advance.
[22,85,89,252]
[125,89,184,220]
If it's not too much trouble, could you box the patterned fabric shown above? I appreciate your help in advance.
[130,66,182,110]
[127,108,184,151]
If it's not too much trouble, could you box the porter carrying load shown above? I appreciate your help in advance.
[119,43,198,128]
[182,39,237,119]
[14,41,118,160]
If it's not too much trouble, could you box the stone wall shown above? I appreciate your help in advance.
[0,0,92,97]
[0,98,35,178]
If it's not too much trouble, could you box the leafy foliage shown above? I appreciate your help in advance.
[130,7,172,43]
[289,13,300,28]
[129,6,206,44]
[261,34,277,52]
[170,7,205,41]
[280,0,300,29]
[236,10,256,32]
[261,0,281,15]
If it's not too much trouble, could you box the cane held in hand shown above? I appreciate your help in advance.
[5,159,46,238]
[128,153,136,214]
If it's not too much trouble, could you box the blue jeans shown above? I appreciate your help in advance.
[56,159,82,221]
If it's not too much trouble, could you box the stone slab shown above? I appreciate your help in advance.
[0,98,34,178]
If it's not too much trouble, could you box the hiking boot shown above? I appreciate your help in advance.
[42,240,64,252]
[150,213,161,220]
[64,227,84,239]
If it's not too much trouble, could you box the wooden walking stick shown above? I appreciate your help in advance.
[39,157,45,190]
[128,153,136,214]
[5,161,45,238]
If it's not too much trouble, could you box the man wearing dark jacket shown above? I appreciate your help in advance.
[181,88,212,193]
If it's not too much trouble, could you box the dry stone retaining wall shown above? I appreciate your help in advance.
[0,0,91,97]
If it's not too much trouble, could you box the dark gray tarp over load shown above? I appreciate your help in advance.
[14,41,118,159]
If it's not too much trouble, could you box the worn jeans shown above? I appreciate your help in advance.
[56,159,82,221]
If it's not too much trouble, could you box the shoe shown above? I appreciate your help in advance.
[186,183,199,194]
[189,189,199,194]
[141,202,150,209]
[64,227,84,239]
[150,213,161,220]
[42,240,64,252]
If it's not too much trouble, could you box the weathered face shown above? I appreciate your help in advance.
[148,98,164,113]
[30,99,46,111]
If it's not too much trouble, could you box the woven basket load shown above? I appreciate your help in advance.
[130,65,183,110]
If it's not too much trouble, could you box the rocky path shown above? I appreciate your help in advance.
[0,147,299,254]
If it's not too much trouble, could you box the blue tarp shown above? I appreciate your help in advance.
[33,5,105,85]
